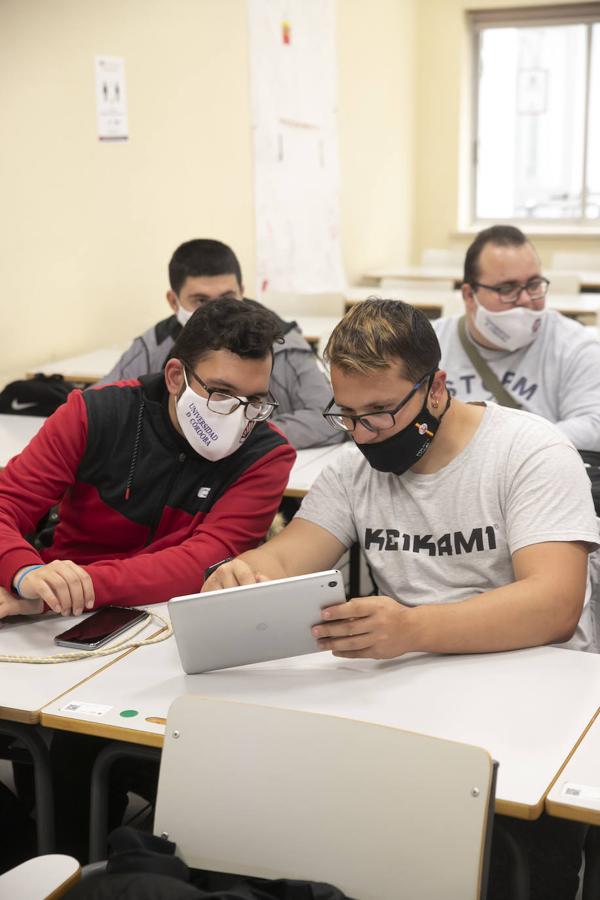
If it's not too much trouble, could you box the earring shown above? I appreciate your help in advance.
[431,398,439,409]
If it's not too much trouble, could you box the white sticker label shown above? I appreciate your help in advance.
[562,782,600,801]
[60,701,112,717]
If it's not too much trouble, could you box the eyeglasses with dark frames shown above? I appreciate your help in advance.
[323,371,433,434]
[471,277,550,304]
[187,368,278,421]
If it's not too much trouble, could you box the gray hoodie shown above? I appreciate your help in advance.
[97,301,344,450]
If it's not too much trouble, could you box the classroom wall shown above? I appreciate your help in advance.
[413,0,600,266]
[337,0,417,282]
[0,0,418,384]
[0,0,255,383]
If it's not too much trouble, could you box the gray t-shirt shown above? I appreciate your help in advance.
[296,404,600,651]
[432,311,600,451]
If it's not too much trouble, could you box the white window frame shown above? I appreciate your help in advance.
[468,2,600,231]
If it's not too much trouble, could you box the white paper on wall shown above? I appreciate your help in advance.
[248,0,344,293]
[95,56,128,142]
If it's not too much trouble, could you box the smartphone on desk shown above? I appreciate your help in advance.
[54,605,150,650]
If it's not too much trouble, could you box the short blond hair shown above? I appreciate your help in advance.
[324,298,441,381]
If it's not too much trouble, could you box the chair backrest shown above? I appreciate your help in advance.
[421,248,464,268]
[262,291,346,318]
[551,252,600,271]
[155,695,495,900]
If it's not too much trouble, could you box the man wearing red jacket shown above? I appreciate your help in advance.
[0,298,295,619]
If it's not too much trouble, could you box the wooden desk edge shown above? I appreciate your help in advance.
[283,487,307,498]
[545,798,600,826]
[40,712,165,748]
[496,797,545,821]
[543,707,600,824]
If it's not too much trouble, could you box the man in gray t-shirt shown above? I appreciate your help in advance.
[205,299,598,658]
[203,300,599,900]
[203,297,598,900]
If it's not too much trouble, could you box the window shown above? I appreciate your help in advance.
[470,4,600,224]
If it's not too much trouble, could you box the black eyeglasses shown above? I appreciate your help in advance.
[187,368,278,421]
[323,371,433,434]
[472,277,550,304]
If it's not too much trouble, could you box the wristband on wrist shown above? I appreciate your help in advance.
[14,564,44,598]
[204,557,234,580]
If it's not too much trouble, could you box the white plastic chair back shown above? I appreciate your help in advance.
[0,855,80,899]
[155,695,495,900]
[421,248,464,267]
[551,252,600,271]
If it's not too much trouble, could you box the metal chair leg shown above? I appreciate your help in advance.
[0,721,55,854]
[88,741,161,862]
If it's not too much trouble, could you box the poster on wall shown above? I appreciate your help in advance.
[248,0,345,294]
[95,56,129,141]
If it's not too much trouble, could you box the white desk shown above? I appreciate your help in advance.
[41,639,600,820]
[546,710,600,825]
[346,288,600,325]
[295,316,341,355]
[346,287,463,317]
[284,444,346,498]
[0,610,160,724]
[25,348,123,385]
[0,413,46,468]
[363,265,463,288]
[363,265,600,294]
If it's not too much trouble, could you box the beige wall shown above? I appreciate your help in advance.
[338,0,417,281]
[0,0,418,384]
[413,0,600,266]
[0,0,256,383]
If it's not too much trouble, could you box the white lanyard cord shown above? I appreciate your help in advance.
[0,609,172,664]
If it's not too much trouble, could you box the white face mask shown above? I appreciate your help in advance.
[176,303,193,327]
[175,371,254,461]
[473,297,545,352]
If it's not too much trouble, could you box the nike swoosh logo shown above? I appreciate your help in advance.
[11,399,38,411]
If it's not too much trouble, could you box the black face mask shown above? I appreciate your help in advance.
[356,391,451,476]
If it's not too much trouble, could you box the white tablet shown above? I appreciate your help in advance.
[168,570,345,673]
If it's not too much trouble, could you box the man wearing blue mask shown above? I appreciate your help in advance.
[432,225,600,452]
[203,298,599,900]
[0,298,295,619]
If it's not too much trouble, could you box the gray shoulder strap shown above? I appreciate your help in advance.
[456,316,522,410]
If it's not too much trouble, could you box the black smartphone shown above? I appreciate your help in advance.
[54,605,150,650]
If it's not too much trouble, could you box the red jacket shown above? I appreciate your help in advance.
[0,375,295,607]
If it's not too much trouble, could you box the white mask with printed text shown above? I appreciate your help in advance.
[473,298,545,352]
[175,371,254,461]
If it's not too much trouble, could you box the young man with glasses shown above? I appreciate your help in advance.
[0,298,295,620]
[432,224,600,451]
[204,298,599,900]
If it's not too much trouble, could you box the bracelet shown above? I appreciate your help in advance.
[204,557,234,580]
[14,564,44,598]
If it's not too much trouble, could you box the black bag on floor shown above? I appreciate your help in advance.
[0,373,76,417]
[65,827,355,900]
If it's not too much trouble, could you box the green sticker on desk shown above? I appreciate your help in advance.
[120,709,139,718]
